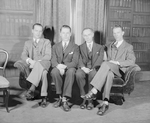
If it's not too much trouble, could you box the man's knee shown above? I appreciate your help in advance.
[101,61,109,67]
[51,68,59,76]
[66,68,76,75]
[89,70,96,78]
[34,61,42,68]
[76,69,84,79]
[42,70,48,77]
[107,71,114,78]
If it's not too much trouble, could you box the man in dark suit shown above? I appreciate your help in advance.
[83,25,136,115]
[76,28,104,110]
[51,25,79,112]
[20,23,51,107]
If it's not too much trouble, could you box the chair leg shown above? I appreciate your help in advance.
[122,96,125,102]
[3,89,9,113]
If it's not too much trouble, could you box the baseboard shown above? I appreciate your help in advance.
[136,71,150,82]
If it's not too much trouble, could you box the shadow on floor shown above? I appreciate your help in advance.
[0,87,25,112]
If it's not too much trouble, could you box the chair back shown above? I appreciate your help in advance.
[0,49,9,77]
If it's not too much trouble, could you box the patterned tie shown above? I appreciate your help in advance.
[112,41,118,49]
[114,41,118,48]
[63,42,67,51]
[34,39,38,47]
[88,44,92,52]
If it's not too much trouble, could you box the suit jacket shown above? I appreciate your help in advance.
[78,42,104,70]
[106,40,136,73]
[21,38,51,71]
[51,40,79,69]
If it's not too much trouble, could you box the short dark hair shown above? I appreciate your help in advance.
[32,23,43,29]
[60,25,71,32]
[82,28,94,34]
[113,25,124,31]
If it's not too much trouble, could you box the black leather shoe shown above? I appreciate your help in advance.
[53,98,62,108]
[97,103,109,116]
[25,90,34,100]
[80,99,86,109]
[62,101,70,112]
[83,91,96,100]
[86,100,94,110]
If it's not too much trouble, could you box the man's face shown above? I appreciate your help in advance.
[60,27,71,42]
[83,29,94,43]
[113,27,124,42]
[32,25,43,39]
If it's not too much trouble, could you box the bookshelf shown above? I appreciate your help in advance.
[0,0,36,77]
[106,0,150,71]
[0,0,36,61]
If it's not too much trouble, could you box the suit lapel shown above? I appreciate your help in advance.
[108,42,114,59]
[116,40,126,59]
[38,39,44,53]
[82,42,88,60]
[91,42,96,65]
[57,41,63,62]
[29,40,34,59]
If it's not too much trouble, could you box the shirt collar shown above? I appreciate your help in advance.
[86,41,93,47]
[114,40,123,48]
[33,38,40,43]
[62,41,69,46]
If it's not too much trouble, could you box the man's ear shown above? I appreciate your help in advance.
[122,31,125,36]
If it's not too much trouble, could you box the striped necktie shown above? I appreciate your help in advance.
[34,39,38,47]
[63,42,67,51]
[88,44,92,52]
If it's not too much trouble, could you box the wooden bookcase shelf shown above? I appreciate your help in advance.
[0,0,36,63]
[106,0,150,71]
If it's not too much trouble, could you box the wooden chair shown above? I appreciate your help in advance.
[0,49,9,112]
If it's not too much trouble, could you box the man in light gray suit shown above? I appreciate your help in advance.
[83,25,136,115]
[21,23,51,107]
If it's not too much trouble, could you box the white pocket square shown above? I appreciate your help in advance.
[69,52,73,54]
[96,52,99,54]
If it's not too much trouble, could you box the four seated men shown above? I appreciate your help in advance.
[14,23,137,115]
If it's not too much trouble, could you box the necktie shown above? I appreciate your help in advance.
[63,42,67,51]
[34,39,38,47]
[114,41,118,47]
[88,44,92,52]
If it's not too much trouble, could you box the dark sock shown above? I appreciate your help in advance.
[29,84,36,91]
[104,98,109,102]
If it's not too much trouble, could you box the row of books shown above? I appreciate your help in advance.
[133,15,150,25]
[132,42,150,50]
[132,27,150,37]
[109,9,131,19]
[135,51,149,63]
[134,0,150,12]
[0,15,33,37]
[0,0,34,11]
[109,0,132,7]
[109,21,131,36]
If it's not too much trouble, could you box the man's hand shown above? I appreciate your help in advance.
[109,60,120,65]
[29,59,36,68]
[59,69,65,76]
[81,67,91,74]
[57,64,67,70]
[56,64,67,76]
